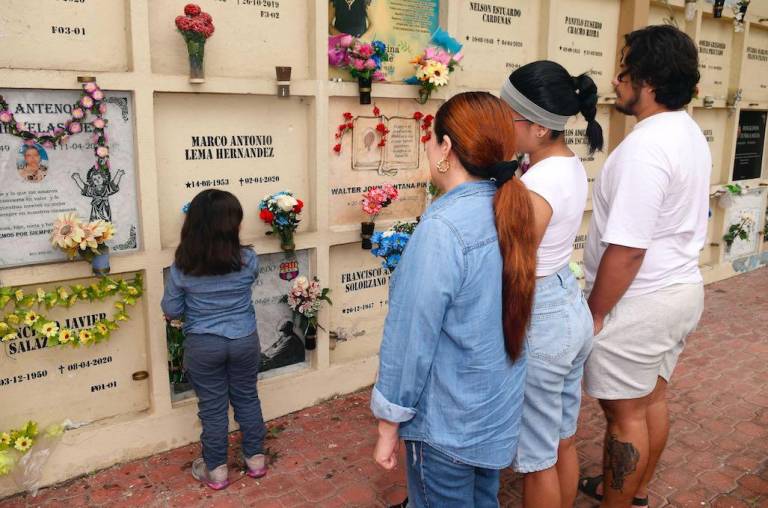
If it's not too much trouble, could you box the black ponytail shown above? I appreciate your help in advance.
[572,73,603,154]
[508,61,604,154]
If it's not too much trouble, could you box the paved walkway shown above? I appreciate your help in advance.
[3,268,767,507]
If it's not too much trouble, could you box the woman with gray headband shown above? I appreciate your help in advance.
[500,60,602,508]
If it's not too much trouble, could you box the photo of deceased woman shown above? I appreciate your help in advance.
[17,143,49,183]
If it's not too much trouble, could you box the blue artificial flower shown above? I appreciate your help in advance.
[431,27,463,54]
[372,40,387,56]
[182,202,191,214]
[404,76,420,85]
[275,216,289,226]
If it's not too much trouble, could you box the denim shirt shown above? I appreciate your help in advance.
[371,180,527,469]
[161,248,259,339]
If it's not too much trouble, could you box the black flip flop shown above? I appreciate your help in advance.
[389,498,408,508]
[579,475,648,506]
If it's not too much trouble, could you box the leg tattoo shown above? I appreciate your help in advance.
[606,434,640,492]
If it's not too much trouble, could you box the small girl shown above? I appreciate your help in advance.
[162,189,267,490]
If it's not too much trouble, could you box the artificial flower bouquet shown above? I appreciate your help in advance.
[280,276,332,351]
[50,213,115,275]
[371,221,417,272]
[259,191,304,252]
[360,184,399,249]
[175,3,215,83]
[0,420,68,496]
[723,213,754,251]
[406,28,463,104]
[328,33,389,104]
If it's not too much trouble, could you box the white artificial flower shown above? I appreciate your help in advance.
[294,276,309,290]
[276,195,298,212]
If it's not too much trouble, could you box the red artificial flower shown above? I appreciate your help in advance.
[333,143,342,153]
[184,4,201,16]
[335,133,341,139]
[175,16,193,31]
[424,114,434,123]
[421,133,432,143]
[346,122,354,129]
[413,112,423,120]
[378,140,386,147]
[338,124,347,131]
[259,208,274,223]
[373,106,381,116]
[198,12,213,24]
[343,112,353,120]
[376,123,387,133]
[293,199,304,213]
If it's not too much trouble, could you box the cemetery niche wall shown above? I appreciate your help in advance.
[0,0,767,497]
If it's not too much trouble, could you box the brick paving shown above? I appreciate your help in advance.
[2,267,767,508]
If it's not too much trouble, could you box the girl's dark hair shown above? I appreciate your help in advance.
[175,189,246,276]
[508,60,604,154]
[621,25,700,110]
[434,92,536,361]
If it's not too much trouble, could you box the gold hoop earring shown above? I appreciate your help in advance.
[436,158,450,173]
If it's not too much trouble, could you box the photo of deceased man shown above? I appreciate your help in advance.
[17,143,49,183]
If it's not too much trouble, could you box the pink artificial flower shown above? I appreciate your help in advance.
[15,122,26,131]
[328,47,348,67]
[372,70,386,82]
[433,50,451,66]
[53,128,64,136]
[68,122,82,134]
[0,111,11,123]
[99,103,108,114]
[96,146,109,158]
[92,118,106,129]
[329,34,346,47]
[352,58,365,71]
[424,47,437,60]
[81,96,94,108]
[92,90,104,101]
[72,108,85,119]
[358,44,374,58]
[453,52,464,63]
[340,34,354,48]
[92,135,100,143]
[364,58,376,70]
[84,82,98,93]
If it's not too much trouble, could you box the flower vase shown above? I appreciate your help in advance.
[417,87,431,105]
[187,40,206,84]
[279,229,295,252]
[361,221,375,250]
[358,76,373,105]
[304,326,317,351]
[91,247,110,276]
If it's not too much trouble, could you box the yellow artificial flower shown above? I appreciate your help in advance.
[36,288,46,303]
[96,323,108,335]
[127,286,138,296]
[0,450,14,476]
[58,329,73,344]
[24,312,39,326]
[0,433,10,446]
[6,314,20,325]
[426,61,449,87]
[14,290,23,302]
[0,322,9,334]
[2,333,16,342]
[57,287,69,300]
[41,322,59,338]
[78,330,93,344]
[13,436,32,453]
[50,212,85,249]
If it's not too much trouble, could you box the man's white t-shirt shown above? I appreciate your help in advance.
[584,111,711,298]
[521,156,588,277]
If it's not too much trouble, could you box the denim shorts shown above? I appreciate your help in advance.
[513,266,593,473]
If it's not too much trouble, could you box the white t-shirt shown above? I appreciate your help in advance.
[521,156,588,277]
[584,111,711,298]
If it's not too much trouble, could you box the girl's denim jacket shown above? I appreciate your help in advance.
[371,180,527,469]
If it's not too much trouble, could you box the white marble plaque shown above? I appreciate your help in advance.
[0,89,139,268]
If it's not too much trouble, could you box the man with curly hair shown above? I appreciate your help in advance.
[580,25,711,508]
